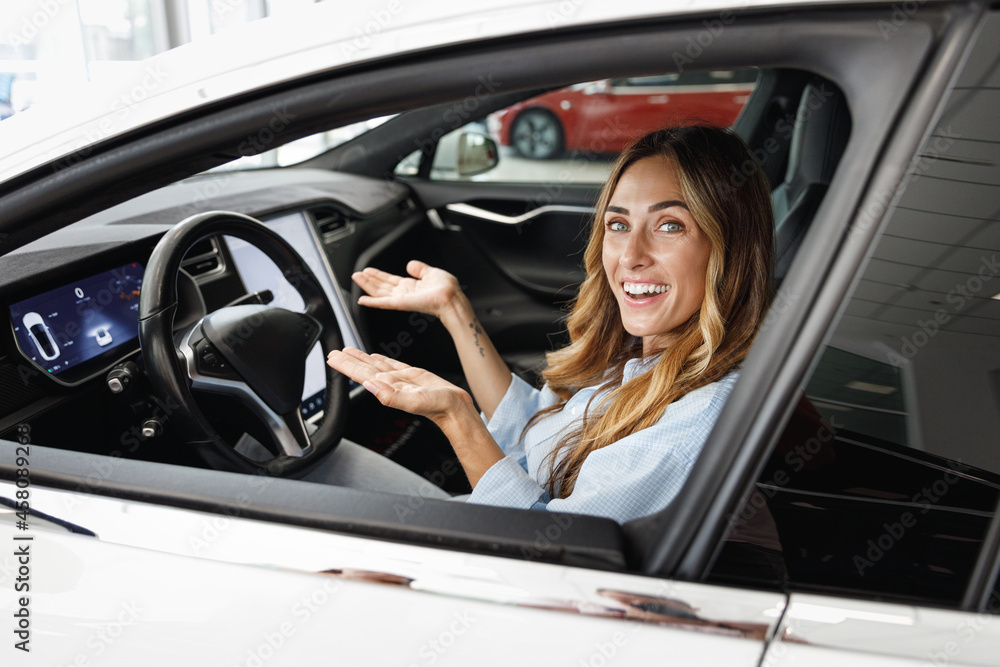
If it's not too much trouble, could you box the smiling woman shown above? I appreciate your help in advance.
[602,156,712,352]
[326,125,775,523]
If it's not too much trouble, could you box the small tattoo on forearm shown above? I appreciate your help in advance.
[469,320,485,357]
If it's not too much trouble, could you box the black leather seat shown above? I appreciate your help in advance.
[772,80,851,283]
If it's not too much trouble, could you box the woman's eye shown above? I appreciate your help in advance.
[659,221,683,232]
[607,220,629,232]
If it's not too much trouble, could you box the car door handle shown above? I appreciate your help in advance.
[443,203,594,225]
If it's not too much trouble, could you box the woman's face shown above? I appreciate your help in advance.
[602,156,713,354]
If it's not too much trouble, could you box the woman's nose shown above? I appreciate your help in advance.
[619,231,652,269]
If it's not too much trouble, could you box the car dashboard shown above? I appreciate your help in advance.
[0,167,419,455]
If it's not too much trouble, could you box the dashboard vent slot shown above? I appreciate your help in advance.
[311,206,352,238]
[186,256,220,276]
[181,237,223,279]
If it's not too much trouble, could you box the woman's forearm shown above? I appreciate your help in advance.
[434,398,505,488]
[438,293,512,421]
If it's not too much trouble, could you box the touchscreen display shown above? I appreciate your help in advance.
[9,263,144,376]
[226,212,363,419]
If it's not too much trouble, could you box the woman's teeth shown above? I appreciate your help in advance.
[623,282,670,297]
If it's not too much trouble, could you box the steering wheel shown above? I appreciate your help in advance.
[138,211,348,476]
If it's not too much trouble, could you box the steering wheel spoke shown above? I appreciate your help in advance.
[277,409,312,457]
[178,323,312,459]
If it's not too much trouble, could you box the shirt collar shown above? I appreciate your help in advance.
[623,354,659,384]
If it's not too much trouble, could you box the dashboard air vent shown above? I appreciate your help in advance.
[181,236,224,279]
[310,205,352,239]
[185,255,220,276]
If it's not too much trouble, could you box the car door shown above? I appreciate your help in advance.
[1,477,789,666]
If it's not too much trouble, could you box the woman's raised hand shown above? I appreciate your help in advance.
[352,259,512,421]
[353,260,460,319]
[326,348,471,422]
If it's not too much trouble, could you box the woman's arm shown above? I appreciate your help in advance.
[352,260,511,420]
[435,289,512,422]
[326,348,504,486]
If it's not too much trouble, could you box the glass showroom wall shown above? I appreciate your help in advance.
[0,0,321,118]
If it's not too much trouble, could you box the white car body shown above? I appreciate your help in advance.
[4,481,1000,666]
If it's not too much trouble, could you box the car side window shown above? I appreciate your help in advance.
[395,68,757,183]
[710,15,1000,608]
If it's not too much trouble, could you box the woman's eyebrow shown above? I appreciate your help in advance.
[605,200,689,215]
[649,199,689,212]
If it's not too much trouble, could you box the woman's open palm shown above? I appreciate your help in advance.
[352,260,459,318]
[326,348,468,420]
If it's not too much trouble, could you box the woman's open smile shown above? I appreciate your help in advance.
[622,280,671,303]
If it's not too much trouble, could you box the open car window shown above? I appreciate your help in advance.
[395,68,758,184]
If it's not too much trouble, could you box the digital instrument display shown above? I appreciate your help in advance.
[226,212,363,419]
[9,263,144,377]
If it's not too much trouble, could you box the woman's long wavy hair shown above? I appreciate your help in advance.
[535,125,775,499]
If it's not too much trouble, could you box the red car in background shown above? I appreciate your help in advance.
[488,69,758,159]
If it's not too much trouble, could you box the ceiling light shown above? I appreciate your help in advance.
[846,381,896,395]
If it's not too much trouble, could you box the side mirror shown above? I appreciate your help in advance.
[583,79,612,95]
[456,132,499,177]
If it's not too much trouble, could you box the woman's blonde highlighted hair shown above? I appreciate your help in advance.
[536,125,775,499]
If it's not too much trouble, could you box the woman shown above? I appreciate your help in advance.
[326,125,774,523]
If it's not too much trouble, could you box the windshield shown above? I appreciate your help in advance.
[210,115,394,171]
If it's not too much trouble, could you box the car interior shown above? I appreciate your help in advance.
[2,5,998,616]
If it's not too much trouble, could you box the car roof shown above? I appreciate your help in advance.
[0,0,850,186]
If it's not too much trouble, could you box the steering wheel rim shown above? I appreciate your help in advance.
[138,210,348,476]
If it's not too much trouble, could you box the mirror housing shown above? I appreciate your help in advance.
[583,79,611,95]
[456,132,499,177]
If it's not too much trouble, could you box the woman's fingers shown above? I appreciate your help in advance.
[356,293,406,310]
[364,353,412,376]
[353,266,424,312]
[368,353,411,371]
[359,266,402,286]
[328,349,435,390]
[352,269,397,297]
[325,350,365,383]
[329,348,466,419]
[360,379,423,415]
[406,259,430,279]
[361,376,452,417]
[360,377,390,397]
[327,348,416,384]
[326,348,382,383]
[326,351,418,412]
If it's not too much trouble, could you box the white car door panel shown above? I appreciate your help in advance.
[762,594,1000,667]
[2,482,784,666]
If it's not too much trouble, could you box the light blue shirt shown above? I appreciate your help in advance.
[467,358,738,523]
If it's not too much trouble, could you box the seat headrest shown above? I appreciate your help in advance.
[783,81,851,193]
